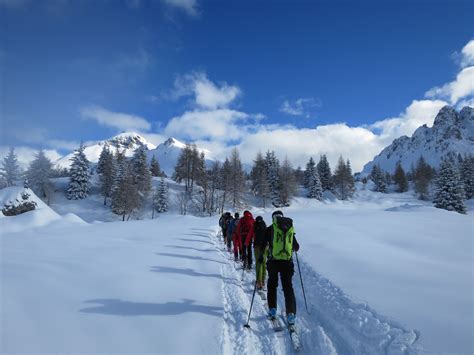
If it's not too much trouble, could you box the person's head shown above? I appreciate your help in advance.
[243,210,253,219]
[234,212,239,218]
[256,216,263,222]
[272,210,284,223]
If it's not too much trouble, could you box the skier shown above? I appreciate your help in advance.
[236,210,255,270]
[253,215,268,290]
[218,213,226,241]
[263,210,299,326]
[229,212,240,261]
[223,212,233,251]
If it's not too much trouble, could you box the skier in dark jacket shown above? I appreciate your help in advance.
[262,210,299,325]
[229,212,240,261]
[253,216,268,290]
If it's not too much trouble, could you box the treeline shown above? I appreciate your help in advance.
[366,154,473,214]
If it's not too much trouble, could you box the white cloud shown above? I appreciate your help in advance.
[279,97,321,117]
[80,105,152,132]
[165,109,248,141]
[460,39,474,68]
[169,72,241,109]
[162,0,199,17]
[425,66,474,104]
[370,99,448,145]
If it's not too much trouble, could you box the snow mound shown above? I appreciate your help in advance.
[0,187,85,234]
[385,203,425,212]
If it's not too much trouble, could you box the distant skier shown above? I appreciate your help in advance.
[229,212,240,261]
[263,210,299,326]
[219,213,226,241]
[253,215,268,290]
[236,210,255,270]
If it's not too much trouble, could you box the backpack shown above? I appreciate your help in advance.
[254,219,267,246]
[271,216,294,261]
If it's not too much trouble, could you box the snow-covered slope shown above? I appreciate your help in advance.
[54,132,156,169]
[147,137,214,177]
[362,105,473,174]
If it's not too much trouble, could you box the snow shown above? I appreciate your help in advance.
[1,184,473,354]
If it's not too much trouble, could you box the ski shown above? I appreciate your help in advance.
[268,315,284,332]
[281,316,303,352]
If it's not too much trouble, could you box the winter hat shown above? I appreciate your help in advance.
[272,210,284,222]
[234,212,239,218]
[255,216,263,222]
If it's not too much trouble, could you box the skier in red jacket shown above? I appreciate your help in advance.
[236,210,255,270]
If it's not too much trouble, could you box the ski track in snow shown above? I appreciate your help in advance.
[203,226,421,355]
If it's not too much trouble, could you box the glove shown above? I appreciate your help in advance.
[294,243,300,252]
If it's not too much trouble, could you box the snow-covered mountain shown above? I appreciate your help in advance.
[147,137,214,177]
[54,132,156,169]
[362,106,473,174]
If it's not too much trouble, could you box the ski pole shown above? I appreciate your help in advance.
[295,251,309,313]
[244,279,258,329]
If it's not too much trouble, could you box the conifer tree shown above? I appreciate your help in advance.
[371,164,387,193]
[1,147,20,187]
[66,143,91,200]
[433,160,466,214]
[393,161,408,193]
[132,146,152,203]
[155,177,169,213]
[26,149,53,200]
[98,145,115,205]
[265,150,282,207]
[304,157,316,188]
[150,155,162,177]
[317,154,332,191]
[279,157,297,206]
[112,159,140,221]
[250,152,269,207]
[333,156,355,200]
[307,169,323,200]
[460,155,474,200]
[413,156,434,200]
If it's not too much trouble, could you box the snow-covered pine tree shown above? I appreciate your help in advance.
[25,149,53,200]
[96,143,109,175]
[155,177,169,213]
[333,156,354,200]
[150,155,162,177]
[433,159,466,214]
[393,161,408,193]
[1,147,21,187]
[304,157,316,188]
[132,146,152,204]
[66,143,91,200]
[98,145,115,205]
[279,157,297,206]
[307,169,323,200]
[250,152,269,207]
[317,154,332,191]
[112,158,140,221]
[460,154,474,200]
[371,164,387,193]
[265,150,282,207]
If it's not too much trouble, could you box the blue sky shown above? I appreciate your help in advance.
[1,0,473,170]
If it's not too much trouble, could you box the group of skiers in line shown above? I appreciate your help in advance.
[218,210,300,325]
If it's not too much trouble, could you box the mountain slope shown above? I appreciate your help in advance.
[54,133,156,169]
[362,105,473,174]
[147,137,214,177]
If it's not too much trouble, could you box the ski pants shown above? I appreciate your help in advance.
[226,230,232,250]
[233,233,242,259]
[242,242,252,267]
[254,245,267,284]
[267,259,296,315]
